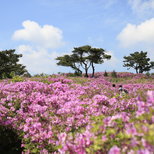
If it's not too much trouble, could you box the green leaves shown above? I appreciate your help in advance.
[0,49,28,79]
[56,45,111,77]
[56,54,82,75]
[123,51,153,73]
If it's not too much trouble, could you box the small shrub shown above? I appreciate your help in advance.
[111,70,117,78]
[10,71,16,78]
[11,76,24,82]
[1,72,7,79]
[67,72,82,77]
[145,72,150,77]
[74,71,82,77]
[104,71,108,77]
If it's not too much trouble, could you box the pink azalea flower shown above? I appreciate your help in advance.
[108,146,121,154]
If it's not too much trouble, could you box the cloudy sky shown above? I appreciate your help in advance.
[0,0,154,74]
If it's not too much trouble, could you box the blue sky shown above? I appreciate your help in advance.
[0,0,154,74]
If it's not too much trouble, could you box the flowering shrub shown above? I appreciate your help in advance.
[0,73,154,153]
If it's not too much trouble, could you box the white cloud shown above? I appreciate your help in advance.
[13,20,64,49]
[12,20,68,74]
[128,0,154,14]
[117,18,154,47]
[16,45,62,74]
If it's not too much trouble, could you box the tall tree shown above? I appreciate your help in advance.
[56,45,111,77]
[123,51,154,73]
[72,45,91,77]
[0,49,27,79]
[88,47,111,77]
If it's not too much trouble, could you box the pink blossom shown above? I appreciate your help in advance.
[108,146,121,154]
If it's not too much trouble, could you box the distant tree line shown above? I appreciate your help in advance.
[56,47,154,77]
[0,47,154,79]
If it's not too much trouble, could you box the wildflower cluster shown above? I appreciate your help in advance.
[0,75,154,153]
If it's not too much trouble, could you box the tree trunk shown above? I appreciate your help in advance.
[82,62,89,77]
[139,68,143,73]
[91,62,95,77]
[76,68,82,75]
[73,64,82,75]
[85,68,88,77]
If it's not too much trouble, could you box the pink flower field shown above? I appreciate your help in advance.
[0,73,154,153]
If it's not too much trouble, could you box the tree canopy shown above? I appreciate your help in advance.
[56,45,111,77]
[123,51,154,73]
[0,49,28,79]
[56,54,82,75]
[88,47,111,77]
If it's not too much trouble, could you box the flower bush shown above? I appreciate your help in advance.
[0,73,154,153]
